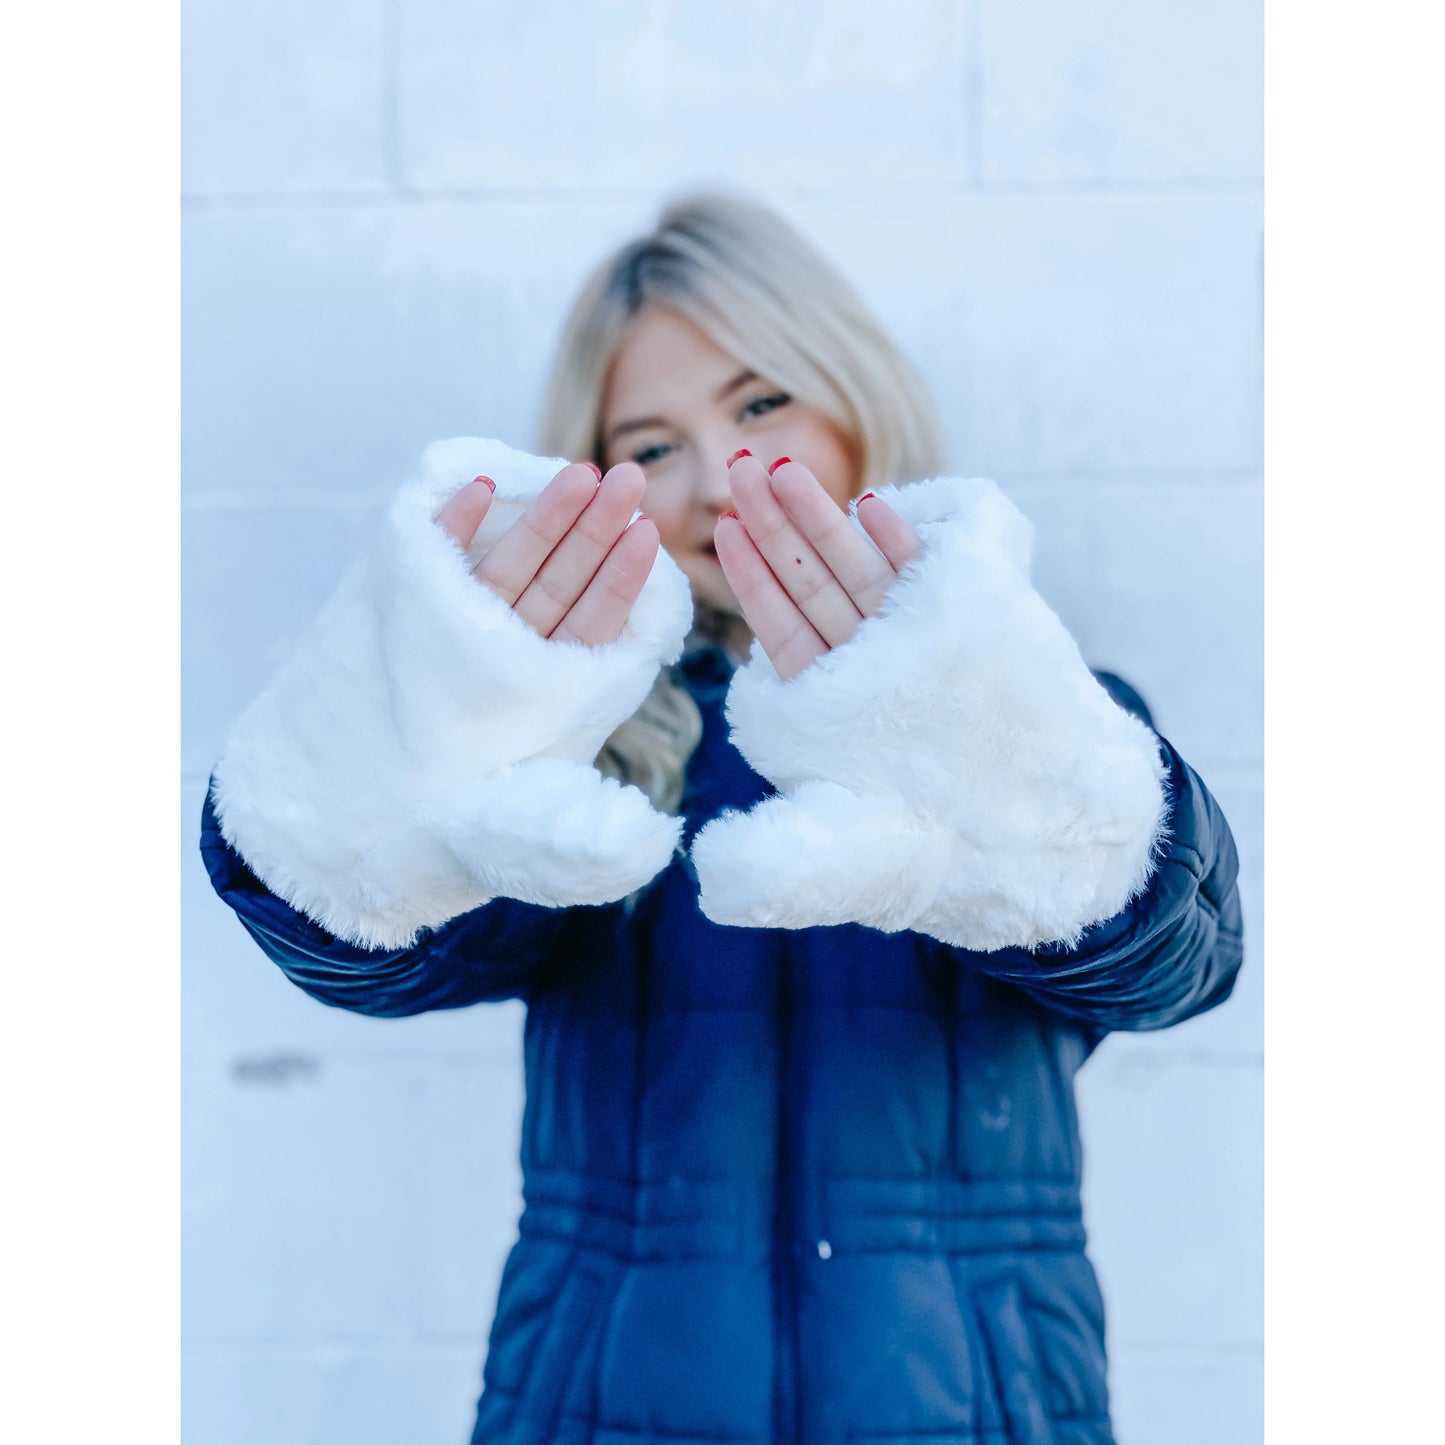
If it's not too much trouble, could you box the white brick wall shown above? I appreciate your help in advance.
[182,4,1263,1441]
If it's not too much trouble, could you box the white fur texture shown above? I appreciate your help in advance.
[690,475,1169,952]
[211,437,694,949]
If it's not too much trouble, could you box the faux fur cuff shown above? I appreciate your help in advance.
[690,475,1169,952]
[211,437,694,950]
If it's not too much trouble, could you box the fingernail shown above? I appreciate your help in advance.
[472,475,496,492]
[727,448,752,467]
[768,456,792,476]
[583,461,602,480]
[856,490,876,503]
[719,510,740,521]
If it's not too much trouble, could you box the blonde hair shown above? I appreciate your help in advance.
[535,191,949,813]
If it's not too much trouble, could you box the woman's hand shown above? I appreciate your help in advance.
[433,461,660,646]
[715,455,924,680]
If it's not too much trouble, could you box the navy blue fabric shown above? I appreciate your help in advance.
[199,647,1243,1445]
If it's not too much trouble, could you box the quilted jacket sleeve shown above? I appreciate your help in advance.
[200,780,621,1015]
[953,674,1244,1033]
[203,435,691,985]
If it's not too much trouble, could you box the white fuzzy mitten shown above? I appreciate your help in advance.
[690,475,1169,952]
[211,437,694,949]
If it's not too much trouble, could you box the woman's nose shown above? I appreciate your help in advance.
[696,449,736,512]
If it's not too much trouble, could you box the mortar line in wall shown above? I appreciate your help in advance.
[182,187,394,212]
[969,176,1263,197]
[180,177,1266,214]
[182,1049,523,1075]
[966,0,983,185]
[181,1335,491,1358]
[181,489,396,512]
[994,469,1262,487]
[183,1040,523,1066]
[1089,1048,1265,1072]
[380,0,402,192]
[1109,1342,1264,1364]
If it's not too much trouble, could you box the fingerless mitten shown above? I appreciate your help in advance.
[690,475,1169,952]
[211,437,694,949]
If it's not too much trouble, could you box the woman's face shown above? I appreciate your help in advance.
[599,304,862,615]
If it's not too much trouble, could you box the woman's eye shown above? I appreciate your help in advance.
[740,391,792,421]
[631,441,675,467]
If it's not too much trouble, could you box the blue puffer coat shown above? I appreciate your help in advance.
[200,639,1242,1445]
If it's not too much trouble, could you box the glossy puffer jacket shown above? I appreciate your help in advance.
[200,438,1244,1445]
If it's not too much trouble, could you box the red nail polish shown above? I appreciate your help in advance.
[472,475,496,492]
[727,448,752,467]
[856,490,876,503]
[768,456,792,476]
[719,510,740,521]
[583,461,602,480]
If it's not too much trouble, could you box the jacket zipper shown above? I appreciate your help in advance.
[771,949,798,1444]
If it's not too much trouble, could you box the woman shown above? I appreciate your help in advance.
[200,192,1243,1445]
